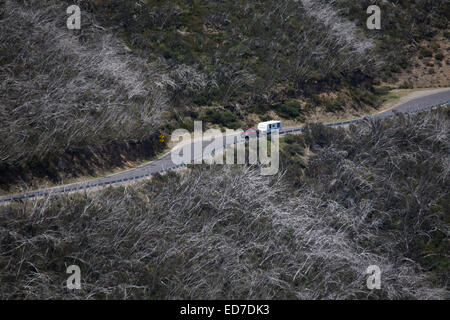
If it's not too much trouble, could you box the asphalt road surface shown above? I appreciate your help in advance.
[1,89,449,203]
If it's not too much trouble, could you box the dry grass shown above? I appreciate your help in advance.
[392,33,450,88]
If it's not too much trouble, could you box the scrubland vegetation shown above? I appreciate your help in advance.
[1,109,448,299]
[0,0,169,185]
[0,0,448,300]
[1,0,448,186]
[0,0,167,158]
[335,0,449,78]
[93,0,381,114]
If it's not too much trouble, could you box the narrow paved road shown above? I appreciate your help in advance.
[374,89,450,118]
[1,89,449,203]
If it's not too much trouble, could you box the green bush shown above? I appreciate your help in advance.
[434,53,444,61]
[325,100,343,113]
[201,108,240,129]
[284,133,305,146]
[349,88,378,107]
[274,100,302,118]
[253,104,270,115]
[399,81,414,89]
[419,47,433,58]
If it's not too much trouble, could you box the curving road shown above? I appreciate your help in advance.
[1,89,449,203]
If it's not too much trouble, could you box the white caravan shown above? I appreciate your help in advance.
[257,120,282,134]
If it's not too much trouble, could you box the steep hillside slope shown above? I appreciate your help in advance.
[0,0,448,190]
[0,0,174,164]
[1,109,448,299]
[92,0,381,118]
